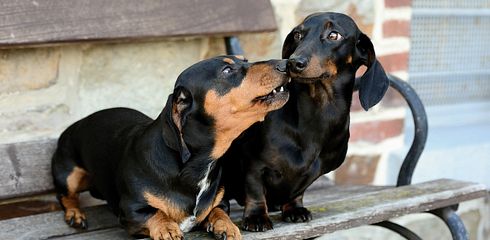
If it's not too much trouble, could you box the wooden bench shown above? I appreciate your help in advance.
[1,178,486,240]
[0,1,487,240]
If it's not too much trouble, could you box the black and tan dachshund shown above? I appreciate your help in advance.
[219,12,390,231]
[51,55,290,239]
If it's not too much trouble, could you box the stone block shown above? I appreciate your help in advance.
[378,52,409,73]
[296,0,375,35]
[78,39,204,119]
[204,32,282,61]
[0,104,71,143]
[0,48,60,95]
[351,87,405,112]
[350,118,404,143]
[461,209,482,240]
[383,20,411,38]
[402,214,452,240]
[385,0,412,8]
[334,154,381,185]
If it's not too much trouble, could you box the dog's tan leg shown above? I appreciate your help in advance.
[205,207,242,240]
[60,166,89,229]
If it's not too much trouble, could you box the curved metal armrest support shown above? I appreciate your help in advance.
[224,36,244,56]
[387,75,428,186]
[354,75,428,186]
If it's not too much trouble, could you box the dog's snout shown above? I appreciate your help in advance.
[275,60,288,73]
[287,57,308,73]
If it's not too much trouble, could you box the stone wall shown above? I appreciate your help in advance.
[0,30,282,146]
[0,41,201,144]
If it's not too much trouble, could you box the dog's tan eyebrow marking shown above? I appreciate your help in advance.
[234,55,245,60]
[346,55,352,64]
[325,21,333,29]
[223,58,235,64]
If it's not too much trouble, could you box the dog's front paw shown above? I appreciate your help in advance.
[206,208,241,240]
[146,212,183,240]
[242,213,273,232]
[281,206,312,223]
[64,208,88,229]
[149,221,183,240]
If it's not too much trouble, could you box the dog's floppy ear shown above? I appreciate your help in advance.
[163,87,192,163]
[282,30,298,59]
[356,33,389,111]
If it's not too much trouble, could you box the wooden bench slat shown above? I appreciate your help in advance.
[0,138,347,201]
[240,179,487,240]
[0,192,105,220]
[0,139,56,200]
[1,179,486,240]
[53,228,132,240]
[0,205,117,240]
[0,0,276,48]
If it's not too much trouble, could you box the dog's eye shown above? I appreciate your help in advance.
[293,32,303,41]
[222,66,233,74]
[327,31,343,41]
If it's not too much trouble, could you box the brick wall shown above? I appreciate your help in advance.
[338,0,412,185]
[294,0,412,185]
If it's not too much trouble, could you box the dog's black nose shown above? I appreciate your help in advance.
[275,60,288,73]
[287,57,308,73]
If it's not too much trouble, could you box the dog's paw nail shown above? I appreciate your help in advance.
[221,233,227,240]
[81,219,88,229]
[215,232,226,240]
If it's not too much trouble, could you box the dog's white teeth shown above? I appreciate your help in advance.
[272,89,277,94]
[288,78,291,83]
[280,86,285,92]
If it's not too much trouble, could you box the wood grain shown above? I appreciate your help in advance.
[0,138,338,200]
[0,0,277,48]
[0,178,486,240]
[0,139,57,200]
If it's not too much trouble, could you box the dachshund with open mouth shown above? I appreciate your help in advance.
[219,12,390,231]
[51,55,290,239]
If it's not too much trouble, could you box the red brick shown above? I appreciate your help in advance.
[350,87,405,112]
[350,118,404,143]
[335,154,381,185]
[383,20,410,38]
[378,52,409,73]
[380,87,405,108]
[351,92,363,112]
[385,0,411,8]
[346,4,374,36]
